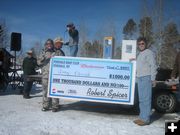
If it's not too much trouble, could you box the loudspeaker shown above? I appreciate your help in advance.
[11,32,21,51]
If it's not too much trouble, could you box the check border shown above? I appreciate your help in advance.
[48,56,135,104]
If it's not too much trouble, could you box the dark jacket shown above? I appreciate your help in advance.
[68,29,79,46]
[171,52,180,79]
[22,57,37,75]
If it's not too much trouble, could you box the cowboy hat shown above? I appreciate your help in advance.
[26,50,33,54]
[54,37,64,44]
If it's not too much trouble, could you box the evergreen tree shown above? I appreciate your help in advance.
[158,22,179,69]
[123,19,137,39]
[163,22,179,46]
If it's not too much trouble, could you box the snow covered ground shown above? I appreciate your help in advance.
[0,84,179,135]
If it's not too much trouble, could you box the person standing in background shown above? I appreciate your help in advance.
[133,37,157,126]
[171,50,180,101]
[65,23,79,57]
[22,50,38,99]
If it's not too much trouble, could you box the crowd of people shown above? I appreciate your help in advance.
[22,23,79,112]
[18,23,180,125]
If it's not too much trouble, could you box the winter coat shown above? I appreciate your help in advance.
[68,29,79,46]
[22,57,37,75]
[136,49,157,81]
[54,48,65,56]
[38,49,56,79]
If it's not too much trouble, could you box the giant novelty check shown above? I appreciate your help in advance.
[48,57,136,105]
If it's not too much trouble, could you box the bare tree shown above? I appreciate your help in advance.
[114,46,122,59]
[32,40,43,58]
[0,19,9,49]
[78,19,89,57]
[82,40,103,58]
[95,18,117,58]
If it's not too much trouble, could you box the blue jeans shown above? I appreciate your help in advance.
[69,45,78,57]
[137,75,152,123]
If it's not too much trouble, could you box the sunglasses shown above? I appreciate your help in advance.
[46,42,52,45]
[138,42,145,45]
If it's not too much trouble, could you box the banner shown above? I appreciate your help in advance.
[48,57,136,105]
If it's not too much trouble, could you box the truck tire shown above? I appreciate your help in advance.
[153,92,177,113]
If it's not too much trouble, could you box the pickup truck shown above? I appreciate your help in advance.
[134,68,179,113]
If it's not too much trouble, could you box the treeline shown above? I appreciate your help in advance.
[123,16,179,69]
[1,0,180,70]
[78,16,179,70]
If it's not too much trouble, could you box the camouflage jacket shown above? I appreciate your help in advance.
[38,49,56,79]
[38,49,65,79]
[54,48,65,56]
